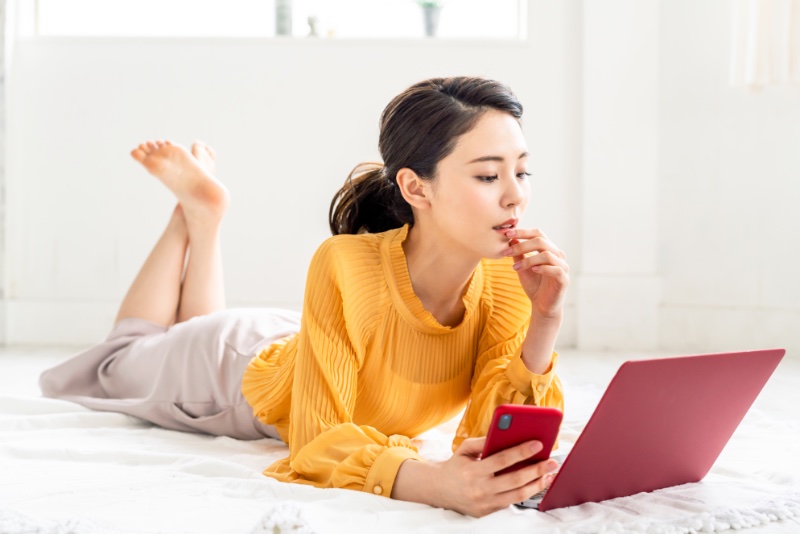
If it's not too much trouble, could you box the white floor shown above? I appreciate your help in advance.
[2,346,799,533]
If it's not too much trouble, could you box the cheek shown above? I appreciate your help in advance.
[451,193,491,218]
[432,182,494,220]
[517,183,532,209]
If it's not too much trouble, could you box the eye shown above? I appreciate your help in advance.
[517,172,531,179]
[476,175,499,183]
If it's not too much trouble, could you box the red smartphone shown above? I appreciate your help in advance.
[480,404,563,476]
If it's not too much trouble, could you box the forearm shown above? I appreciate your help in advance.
[520,310,562,375]
[391,458,443,506]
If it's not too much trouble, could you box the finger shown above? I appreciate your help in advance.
[504,227,549,242]
[506,238,534,263]
[489,459,559,494]
[497,469,558,506]
[519,265,570,285]
[503,236,563,260]
[480,440,542,474]
[457,436,487,459]
[513,251,570,274]
[508,238,523,262]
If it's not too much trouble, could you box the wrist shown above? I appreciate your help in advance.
[391,459,444,507]
[522,311,562,375]
[531,308,563,326]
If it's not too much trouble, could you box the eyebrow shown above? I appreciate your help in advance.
[467,151,529,164]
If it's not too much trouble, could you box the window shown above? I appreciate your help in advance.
[32,0,526,40]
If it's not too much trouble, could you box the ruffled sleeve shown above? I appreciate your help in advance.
[451,266,564,453]
[265,237,422,497]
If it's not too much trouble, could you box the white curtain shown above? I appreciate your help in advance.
[730,0,800,89]
[0,0,8,343]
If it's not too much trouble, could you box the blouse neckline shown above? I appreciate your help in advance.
[380,224,484,334]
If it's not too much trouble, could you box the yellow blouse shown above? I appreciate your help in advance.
[241,223,563,498]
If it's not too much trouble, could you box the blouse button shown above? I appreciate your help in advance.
[536,384,545,393]
[373,485,383,495]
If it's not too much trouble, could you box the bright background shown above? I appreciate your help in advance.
[1,0,798,357]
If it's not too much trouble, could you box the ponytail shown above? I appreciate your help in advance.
[328,162,412,235]
[329,76,523,236]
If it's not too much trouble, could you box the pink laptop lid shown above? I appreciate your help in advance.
[538,348,786,512]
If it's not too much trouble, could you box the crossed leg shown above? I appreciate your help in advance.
[115,139,230,327]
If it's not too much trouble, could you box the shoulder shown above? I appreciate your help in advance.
[310,232,384,267]
[480,257,526,299]
[479,257,530,326]
[306,230,390,289]
[305,232,393,335]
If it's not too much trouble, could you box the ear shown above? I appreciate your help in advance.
[396,167,432,210]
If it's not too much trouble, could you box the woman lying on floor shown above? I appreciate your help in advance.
[40,76,569,518]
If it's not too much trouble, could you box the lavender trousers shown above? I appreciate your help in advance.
[39,307,301,441]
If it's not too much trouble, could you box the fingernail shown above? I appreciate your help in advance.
[545,474,555,484]
[501,247,513,256]
[505,229,516,237]
[546,460,558,471]
[529,441,542,453]
[513,263,521,270]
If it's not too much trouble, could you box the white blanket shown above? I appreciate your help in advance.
[2,351,799,534]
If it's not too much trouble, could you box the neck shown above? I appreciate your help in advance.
[402,223,479,315]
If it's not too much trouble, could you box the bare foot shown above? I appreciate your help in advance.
[191,140,217,175]
[131,139,229,224]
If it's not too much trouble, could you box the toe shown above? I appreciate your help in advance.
[146,141,157,151]
[131,148,146,162]
[138,143,149,154]
[164,140,173,146]
[155,139,165,147]
[206,145,217,159]
[192,141,208,158]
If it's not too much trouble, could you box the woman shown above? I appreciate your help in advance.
[40,76,569,518]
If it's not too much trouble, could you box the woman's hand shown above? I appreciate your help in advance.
[502,228,569,320]
[435,437,558,518]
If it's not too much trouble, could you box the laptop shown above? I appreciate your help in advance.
[518,348,786,512]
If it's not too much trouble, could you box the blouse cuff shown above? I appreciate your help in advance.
[363,445,422,498]
[506,349,559,405]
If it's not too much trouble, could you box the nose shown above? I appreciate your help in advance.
[503,172,526,208]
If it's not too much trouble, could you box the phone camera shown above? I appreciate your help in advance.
[498,414,512,430]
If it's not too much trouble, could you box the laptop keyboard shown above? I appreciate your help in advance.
[514,452,567,509]
[516,487,548,508]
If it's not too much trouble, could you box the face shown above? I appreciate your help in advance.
[424,110,530,259]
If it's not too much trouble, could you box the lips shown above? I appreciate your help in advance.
[493,218,518,230]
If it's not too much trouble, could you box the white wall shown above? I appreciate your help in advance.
[658,0,800,355]
[2,2,582,346]
[576,0,662,351]
[4,0,798,359]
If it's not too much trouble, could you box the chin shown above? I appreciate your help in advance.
[479,246,508,261]
[457,229,509,261]
[477,238,508,260]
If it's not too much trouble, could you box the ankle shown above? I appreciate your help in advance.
[168,202,187,221]
[185,218,223,244]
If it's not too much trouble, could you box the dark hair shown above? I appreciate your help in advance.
[328,76,523,235]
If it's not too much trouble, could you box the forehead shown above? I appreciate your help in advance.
[450,110,527,160]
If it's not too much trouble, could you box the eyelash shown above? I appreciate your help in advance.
[476,172,531,183]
